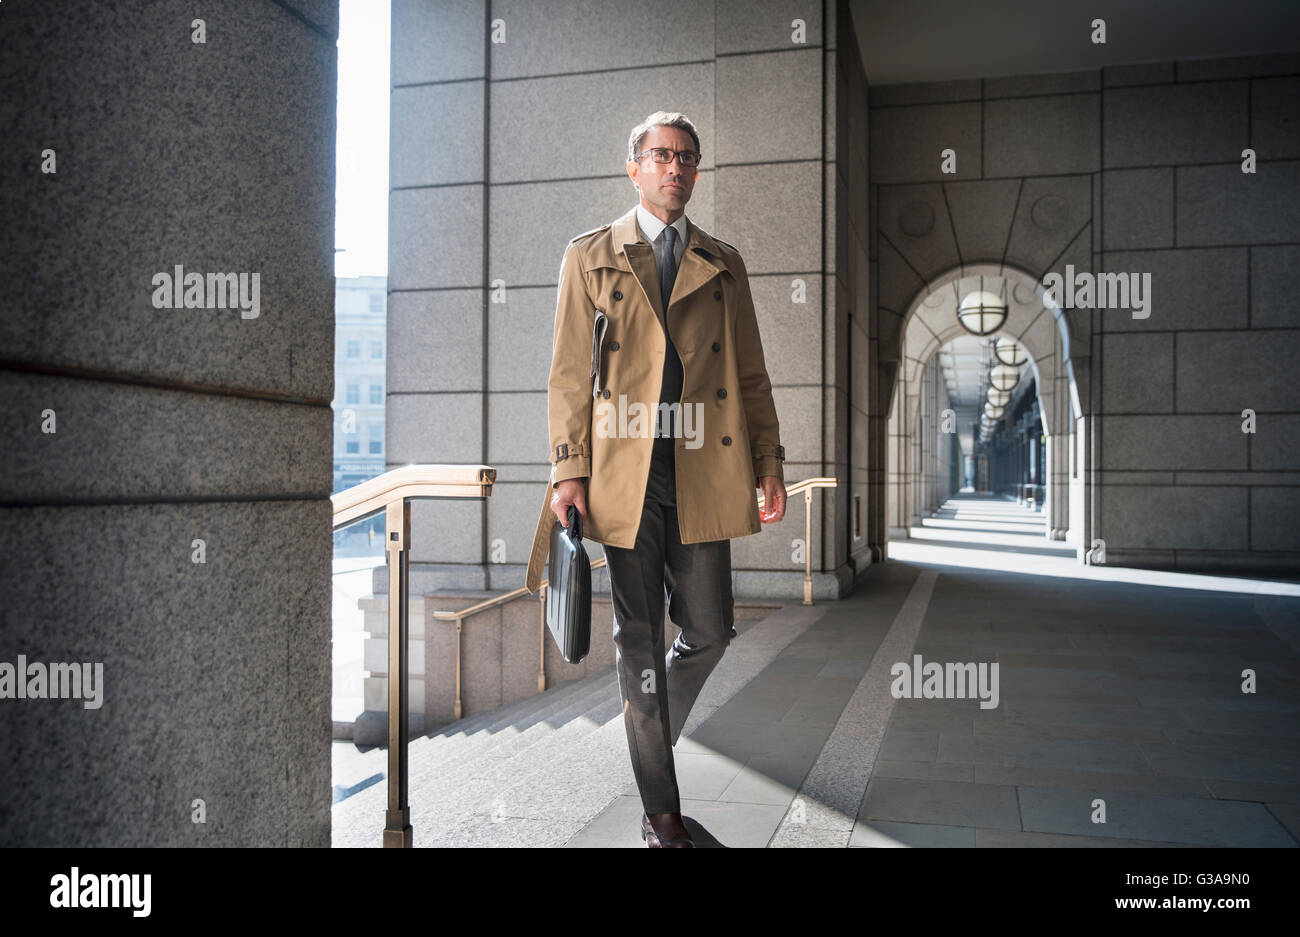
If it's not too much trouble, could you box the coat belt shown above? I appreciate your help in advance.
[525,480,556,594]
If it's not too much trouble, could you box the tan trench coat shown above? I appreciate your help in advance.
[523,205,785,593]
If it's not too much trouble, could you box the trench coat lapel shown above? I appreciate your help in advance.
[611,207,725,333]
[670,218,725,321]
[621,240,665,332]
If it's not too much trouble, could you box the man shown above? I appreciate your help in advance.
[524,111,787,848]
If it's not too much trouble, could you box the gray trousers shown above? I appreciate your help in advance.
[603,445,735,815]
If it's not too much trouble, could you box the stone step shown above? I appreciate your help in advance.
[405,682,626,841]
[332,601,816,846]
[332,675,622,846]
[337,670,615,782]
[406,608,828,845]
[426,669,612,744]
[407,672,620,784]
[426,715,633,846]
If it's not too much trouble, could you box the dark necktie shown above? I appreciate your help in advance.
[660,224,679,314]
[655,224,684,455]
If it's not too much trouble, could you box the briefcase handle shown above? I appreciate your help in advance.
[565,504,583,542]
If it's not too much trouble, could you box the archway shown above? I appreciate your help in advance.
[886,262,1088,561]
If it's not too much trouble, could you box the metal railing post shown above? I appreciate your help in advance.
[382,498,412,848]
[537,585,548,693]
[803,487,813,605]
[453,617,463,721]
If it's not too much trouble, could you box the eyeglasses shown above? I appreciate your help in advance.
[631,147,702,167]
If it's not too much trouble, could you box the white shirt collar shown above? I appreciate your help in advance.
[635,203,688,248]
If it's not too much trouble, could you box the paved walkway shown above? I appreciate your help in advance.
[567,494,1300,847]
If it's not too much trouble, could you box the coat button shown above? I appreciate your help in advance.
[609,340,620,351]
[721,435,732,445]
[602,389,611,399]
[716,388,727,398]
[612,289,622,301]
[714,290,722,300]
[712,342,720,352]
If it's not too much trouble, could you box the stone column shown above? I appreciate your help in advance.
[0,0,338,846]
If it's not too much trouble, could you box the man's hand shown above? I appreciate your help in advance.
[757,475,786,523]
[551,478,588,528]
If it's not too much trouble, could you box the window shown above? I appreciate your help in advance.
[370,340,383,359]
[369,425,383,455]
[369,293,383,314]
[346,339,361,359]
[345,441,359,454]
[369,384,382,404]
[346,383,359,404]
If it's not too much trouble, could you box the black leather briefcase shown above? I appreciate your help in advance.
[546,504,591,663]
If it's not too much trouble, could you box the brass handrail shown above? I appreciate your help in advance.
[331,463,496,849]
[430,475,838,717]
[332,463,496,529]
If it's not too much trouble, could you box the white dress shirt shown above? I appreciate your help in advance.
[635,203,688,278]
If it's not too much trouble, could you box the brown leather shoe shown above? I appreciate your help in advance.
[641,812,694,848]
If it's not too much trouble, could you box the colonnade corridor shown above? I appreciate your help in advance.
[850,494,1300,846]
[896,492,1078,562]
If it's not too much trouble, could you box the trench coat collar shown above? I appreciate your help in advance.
[608,205,730,323]
[611,205,730,267]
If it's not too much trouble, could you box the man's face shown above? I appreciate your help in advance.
[626,125,699,222]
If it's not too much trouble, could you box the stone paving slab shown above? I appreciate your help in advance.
[859,777,1022,831]
[565,793,787,848]
[618,750,747,801]
[1139,743,1300,784]
[1167,707,1300,737]
[973,719,1168,743]
[768,824,853,848]
[716,751,812,805]
[874,759,977,782]
[1265,803,1300,842]
[938,734,1151,774]
[878,729,943,761]
[974,829,1205,848]
[1016,785,1295,847]
[849,819,976,847]
[992,699,1188,729]
[1202,778,1300,805]
[972,763,1209,797]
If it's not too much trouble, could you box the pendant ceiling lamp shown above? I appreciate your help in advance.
[984,402,1005,419]
[994,337,1028,367]
[987,386,1011,407]
[990,363,1020,392]
[956,276,1008,336]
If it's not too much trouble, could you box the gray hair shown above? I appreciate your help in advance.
[626,111,701,164]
